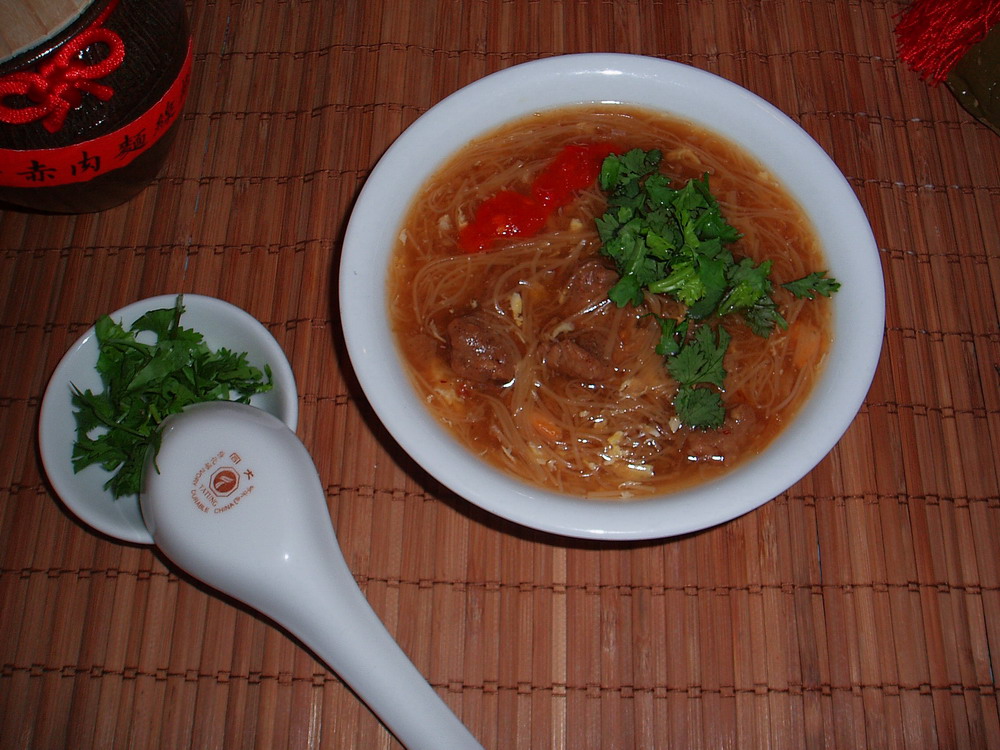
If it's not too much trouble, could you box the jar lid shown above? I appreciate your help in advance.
[0,0,92,63]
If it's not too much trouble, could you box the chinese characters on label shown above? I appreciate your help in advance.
[0,41,192,189]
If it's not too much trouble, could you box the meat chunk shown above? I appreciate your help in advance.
[447,314,519,384]
[563,258,619,312]
[543,331,613,383]
[683,403,760,461]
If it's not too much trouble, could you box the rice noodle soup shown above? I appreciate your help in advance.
[388,105,835,499]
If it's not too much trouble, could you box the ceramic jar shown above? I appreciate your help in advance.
[0,0,191,212]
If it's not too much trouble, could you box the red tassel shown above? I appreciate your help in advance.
[895,0,1000,84]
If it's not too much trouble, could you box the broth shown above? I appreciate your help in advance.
[388,106,833,498]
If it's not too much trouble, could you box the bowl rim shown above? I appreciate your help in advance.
[38,293,299,545]
[339,53,885,540]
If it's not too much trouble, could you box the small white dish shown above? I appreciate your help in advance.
[339,53,884,541]
[39,294,299,545]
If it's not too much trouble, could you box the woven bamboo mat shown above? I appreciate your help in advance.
[2,0,999,747]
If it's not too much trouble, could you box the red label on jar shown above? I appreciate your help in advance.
[0,39,192,188]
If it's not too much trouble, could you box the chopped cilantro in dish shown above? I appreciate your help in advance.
[70,295,273,499]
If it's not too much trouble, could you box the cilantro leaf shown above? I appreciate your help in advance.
[666,324,730,429]
[673,385,725,430]
[599,147,661,194]
[668,324,730,390]
[648,260,704,305]
[718,258,773,314]
[654,316,688,357]
[782,271,841,299]
[743,296,789,338]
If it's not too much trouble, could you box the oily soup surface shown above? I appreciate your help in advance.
[388,106,833,499]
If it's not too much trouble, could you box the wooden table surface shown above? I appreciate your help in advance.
[2,1,999,748]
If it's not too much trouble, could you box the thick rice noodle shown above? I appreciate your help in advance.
[388,106,832,499]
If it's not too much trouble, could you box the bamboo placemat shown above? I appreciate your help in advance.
[2,0,998,748]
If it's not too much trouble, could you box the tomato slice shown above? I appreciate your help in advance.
[532,143,620,207]
[457,142,621,254]
[458,191,549,253]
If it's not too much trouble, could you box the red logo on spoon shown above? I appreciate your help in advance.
[210,467,240,497]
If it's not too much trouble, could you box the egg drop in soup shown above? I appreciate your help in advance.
[388,106,838,499]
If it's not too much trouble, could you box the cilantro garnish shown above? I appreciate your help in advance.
[782,271,841,299]
[596,148,839,429]
[667,325,730,429]
[70,295,273,498]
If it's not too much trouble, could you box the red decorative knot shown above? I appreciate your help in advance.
[895,0,1000,84]
[0,0,125,133]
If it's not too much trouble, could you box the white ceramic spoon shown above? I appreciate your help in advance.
[140,400,482,750]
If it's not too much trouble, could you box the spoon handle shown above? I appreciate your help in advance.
[272,547,483,750]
